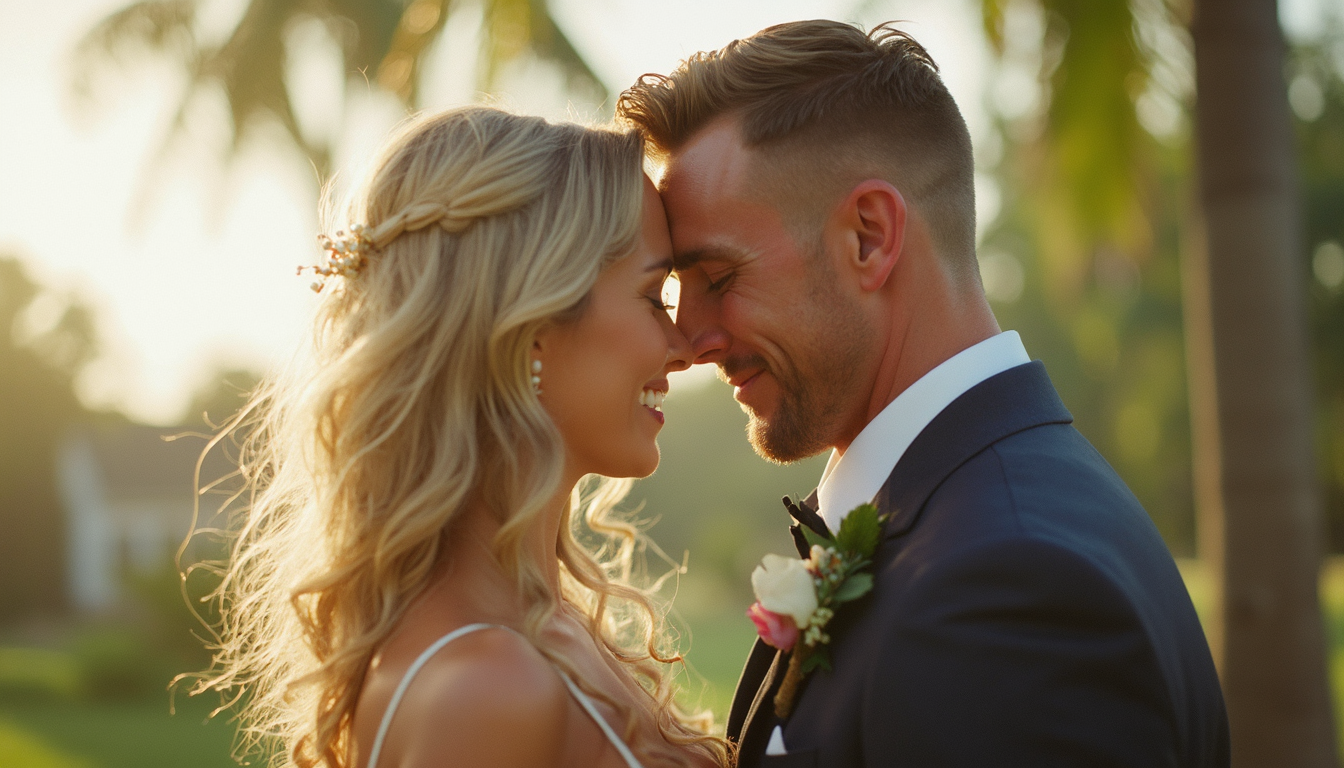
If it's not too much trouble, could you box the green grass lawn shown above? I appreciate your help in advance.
[2,558,1341,767]
[0,695,237,768]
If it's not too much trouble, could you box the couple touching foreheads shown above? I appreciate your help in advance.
[205,19,1229,768]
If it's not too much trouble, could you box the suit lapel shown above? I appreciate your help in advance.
[743,648,786,755]
[729,492,822,760]
[727,639,776,741]
[874,361,1073,539]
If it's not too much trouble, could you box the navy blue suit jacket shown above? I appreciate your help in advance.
[727,362,1229,767]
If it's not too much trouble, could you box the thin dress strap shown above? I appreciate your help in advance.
[364,623,644,768]
[366,622,495,768]
[553,668,645,768]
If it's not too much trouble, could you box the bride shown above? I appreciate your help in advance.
[196,107,731,768]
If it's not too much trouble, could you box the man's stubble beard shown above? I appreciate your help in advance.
[743,267,871,464]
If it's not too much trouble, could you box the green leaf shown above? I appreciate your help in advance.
[843,557,872,577]
[835,503,882,558]
[801,524,832,551]
[800,649,832,674]
[832,572,874,604]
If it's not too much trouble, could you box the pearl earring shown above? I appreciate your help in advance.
[530,359,543,394]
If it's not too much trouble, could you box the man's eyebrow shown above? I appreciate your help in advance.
[672,247,744,272]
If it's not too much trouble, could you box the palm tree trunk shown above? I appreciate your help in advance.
[1188,0,1336,764]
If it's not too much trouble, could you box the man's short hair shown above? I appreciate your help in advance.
[617,20,978,277]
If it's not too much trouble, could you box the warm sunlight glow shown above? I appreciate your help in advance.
[24,0,1336,423]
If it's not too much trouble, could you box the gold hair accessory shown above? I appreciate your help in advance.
[298,223,376,292]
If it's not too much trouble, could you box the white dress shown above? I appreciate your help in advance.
[365,623,644,768]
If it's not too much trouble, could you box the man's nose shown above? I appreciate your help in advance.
[675,289,729,365]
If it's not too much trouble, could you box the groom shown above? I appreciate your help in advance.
[619,20,1229,767]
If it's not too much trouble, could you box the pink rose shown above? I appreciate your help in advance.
[748,601,799,651]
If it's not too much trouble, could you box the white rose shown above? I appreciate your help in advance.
[751,554,818,626]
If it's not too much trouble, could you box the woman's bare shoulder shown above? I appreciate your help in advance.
[375,626,569,768]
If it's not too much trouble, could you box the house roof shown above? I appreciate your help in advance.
[78,423,243,503]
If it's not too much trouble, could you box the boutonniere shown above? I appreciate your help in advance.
[747,503,887,718]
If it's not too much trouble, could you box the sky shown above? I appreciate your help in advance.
[0,0,1333,425]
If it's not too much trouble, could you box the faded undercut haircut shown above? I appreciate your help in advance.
[617,20,979,280]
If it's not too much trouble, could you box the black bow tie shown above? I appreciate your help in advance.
[783,494,830,558]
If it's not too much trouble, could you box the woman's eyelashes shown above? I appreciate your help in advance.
[646,294,676,311]
[645,275,676,311]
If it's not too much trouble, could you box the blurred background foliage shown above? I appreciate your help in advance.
[1,0,1342,765]
[70,0,604,185]
[1298,28,1344,549]
[0,257,96,618]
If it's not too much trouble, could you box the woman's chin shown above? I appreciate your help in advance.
[628,455,661,479]
[596,445,660,480]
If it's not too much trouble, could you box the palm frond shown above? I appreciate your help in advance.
[479,0,606,100]
[70,0,197,99]
[981,0,1012,53]
[362,0,451,104]
[74,0,196,61]
[984,0,1159,301]
[204,0,327,172]
[1045,0,1150,250]
[71,0,605,198]
[523,0,608,101]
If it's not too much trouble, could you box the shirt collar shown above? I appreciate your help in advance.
[815,331,1031,532]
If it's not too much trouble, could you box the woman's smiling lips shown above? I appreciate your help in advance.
[640,385,667,425]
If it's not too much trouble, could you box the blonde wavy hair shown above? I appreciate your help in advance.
[192,106,730,767]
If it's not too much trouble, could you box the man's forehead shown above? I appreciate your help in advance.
[659,117,754,201]
[661,120,770,266]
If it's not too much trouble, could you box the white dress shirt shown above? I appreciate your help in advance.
[814,331,1031,532]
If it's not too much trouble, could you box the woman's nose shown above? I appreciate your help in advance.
[663,317,693,373]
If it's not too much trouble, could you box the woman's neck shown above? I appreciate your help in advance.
[427,480,576,625]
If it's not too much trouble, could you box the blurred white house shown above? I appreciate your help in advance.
[57,424,232,612]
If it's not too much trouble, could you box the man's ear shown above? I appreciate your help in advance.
[842,180,906,293]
